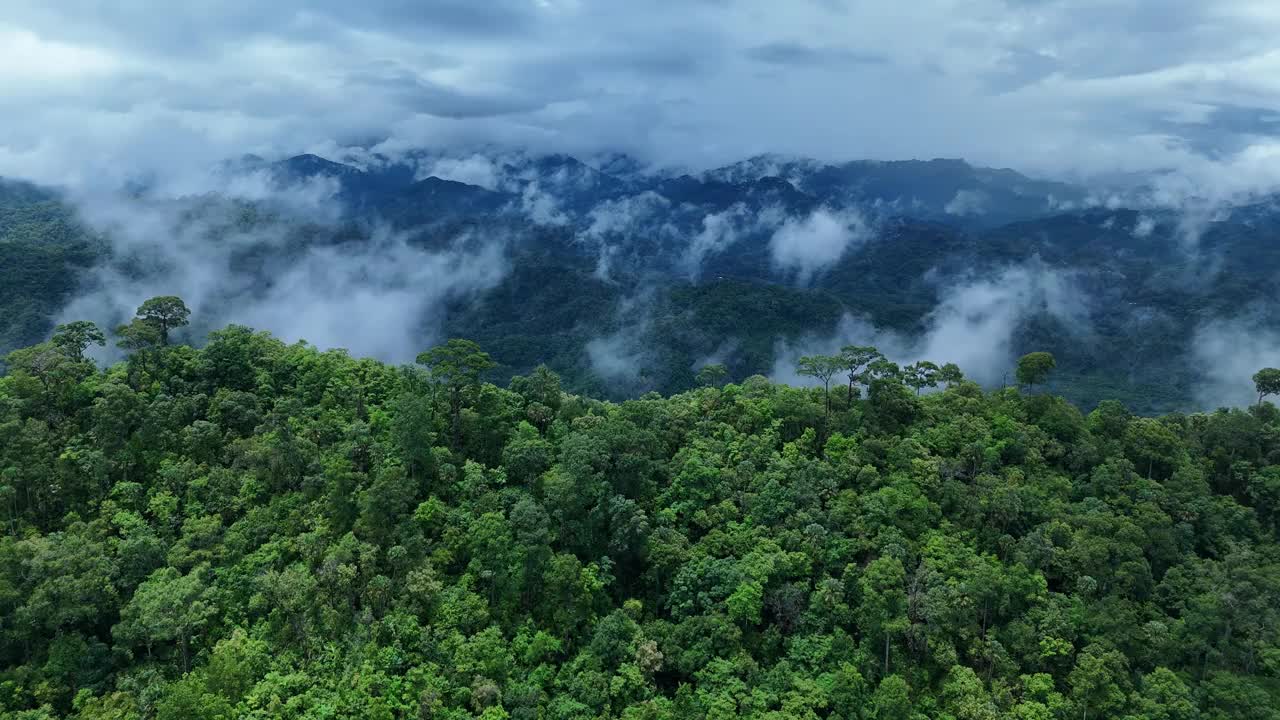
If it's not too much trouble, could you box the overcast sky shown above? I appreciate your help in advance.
[4,0,1280,190]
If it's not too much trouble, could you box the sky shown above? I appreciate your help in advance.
[4,0,1280,191]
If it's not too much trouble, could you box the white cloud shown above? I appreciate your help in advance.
[680,202,785,280]
[418,153,500,189]
[1192,318,1280,408]
[5,1,1280,193]
[772,263,1089,387]
[945,189,988,216]
[580,192,674,280]
[1132,215,1156,238]
[770,208,871,283]
[57,188,508,364]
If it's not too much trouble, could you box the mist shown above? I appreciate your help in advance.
[1192,319,1280,409]
[585,290,658,389]
[770,208,871,284]
[55,180,510,364]
[772,263,1089,387]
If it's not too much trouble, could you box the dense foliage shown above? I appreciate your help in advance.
[4,299,1280,719]
[0,181,102,355]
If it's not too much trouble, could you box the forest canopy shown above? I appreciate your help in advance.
[2,297,1280,719]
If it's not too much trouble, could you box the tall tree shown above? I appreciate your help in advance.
[797,354,842,418]
[1016,351,1057,392]
[903,361,941,395]
[939,362,964,388]
[113,566,214,672]
[134,296,191,346]
[417,339,496,449]
[695,363,728,388]
[839,345,884,403]
[50,321,105,361]
[1254,368,1280,408]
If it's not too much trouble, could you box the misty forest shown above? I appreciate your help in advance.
[4,153,1280,413]
[9,0,1280,717]
[3,148,1280,720]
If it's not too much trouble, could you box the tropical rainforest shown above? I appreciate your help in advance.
[3,296,1280,719]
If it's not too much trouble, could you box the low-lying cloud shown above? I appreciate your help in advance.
[1192,318,1280,409]
[770,208,872,284]
[584,290,657,389]
[681,202,785,280]
[772,263,1089,387]
[56,184,509,364]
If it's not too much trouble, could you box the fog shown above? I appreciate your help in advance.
[770,208,872,284]
[55,179,509,364]
[1193,319,1280,410]
[772,263,1089,388]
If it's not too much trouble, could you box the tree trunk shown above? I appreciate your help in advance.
[884,633,890,675]
[450,388,463,449]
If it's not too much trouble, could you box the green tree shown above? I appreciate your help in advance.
[49,321,105,361]
[133,296,191,346]
[839,345,884,403]
[871,674,912,720]
[1129,667,1197,720]
[695,363,728,388]
[939,362,964,387]
[416,338,496,449]
[797,354,842,418]
[1254,368,1280,408]
[113,566,215,672]
[860,556,909,676]
[1068,644,1130,720]
[1017,352,1057,392]
[903,360,941,395]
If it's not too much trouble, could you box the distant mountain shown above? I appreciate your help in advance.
[708,155,1090,228]
[244,150,1093,232]
[2,149,1276,413]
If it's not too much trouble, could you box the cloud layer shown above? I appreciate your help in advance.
[7,1,1280,192]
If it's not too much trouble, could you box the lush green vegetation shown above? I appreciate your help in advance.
[0,182,103,356]
[4,297,1280,719]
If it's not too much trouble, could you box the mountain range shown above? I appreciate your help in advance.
[3,149,1278,413]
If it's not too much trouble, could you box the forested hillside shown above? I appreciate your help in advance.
[4,298,1280,719]
[5,153,1280,413]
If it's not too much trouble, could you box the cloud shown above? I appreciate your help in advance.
[1192,318,1280,409]
[1132,215,1157,238]
[56,186,508,364]
[770,208,871,283]
[914,264,1088,385]
[771,263,1089,386]
[744,42,887,67]
[580,192,675,280]
[585,291,657,388]
[586,333,646,384]
[680,202,786,280]
[944,189,988,216]
[6,0,1280,195]
[232,230,507,361]
[417,154,501,189]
